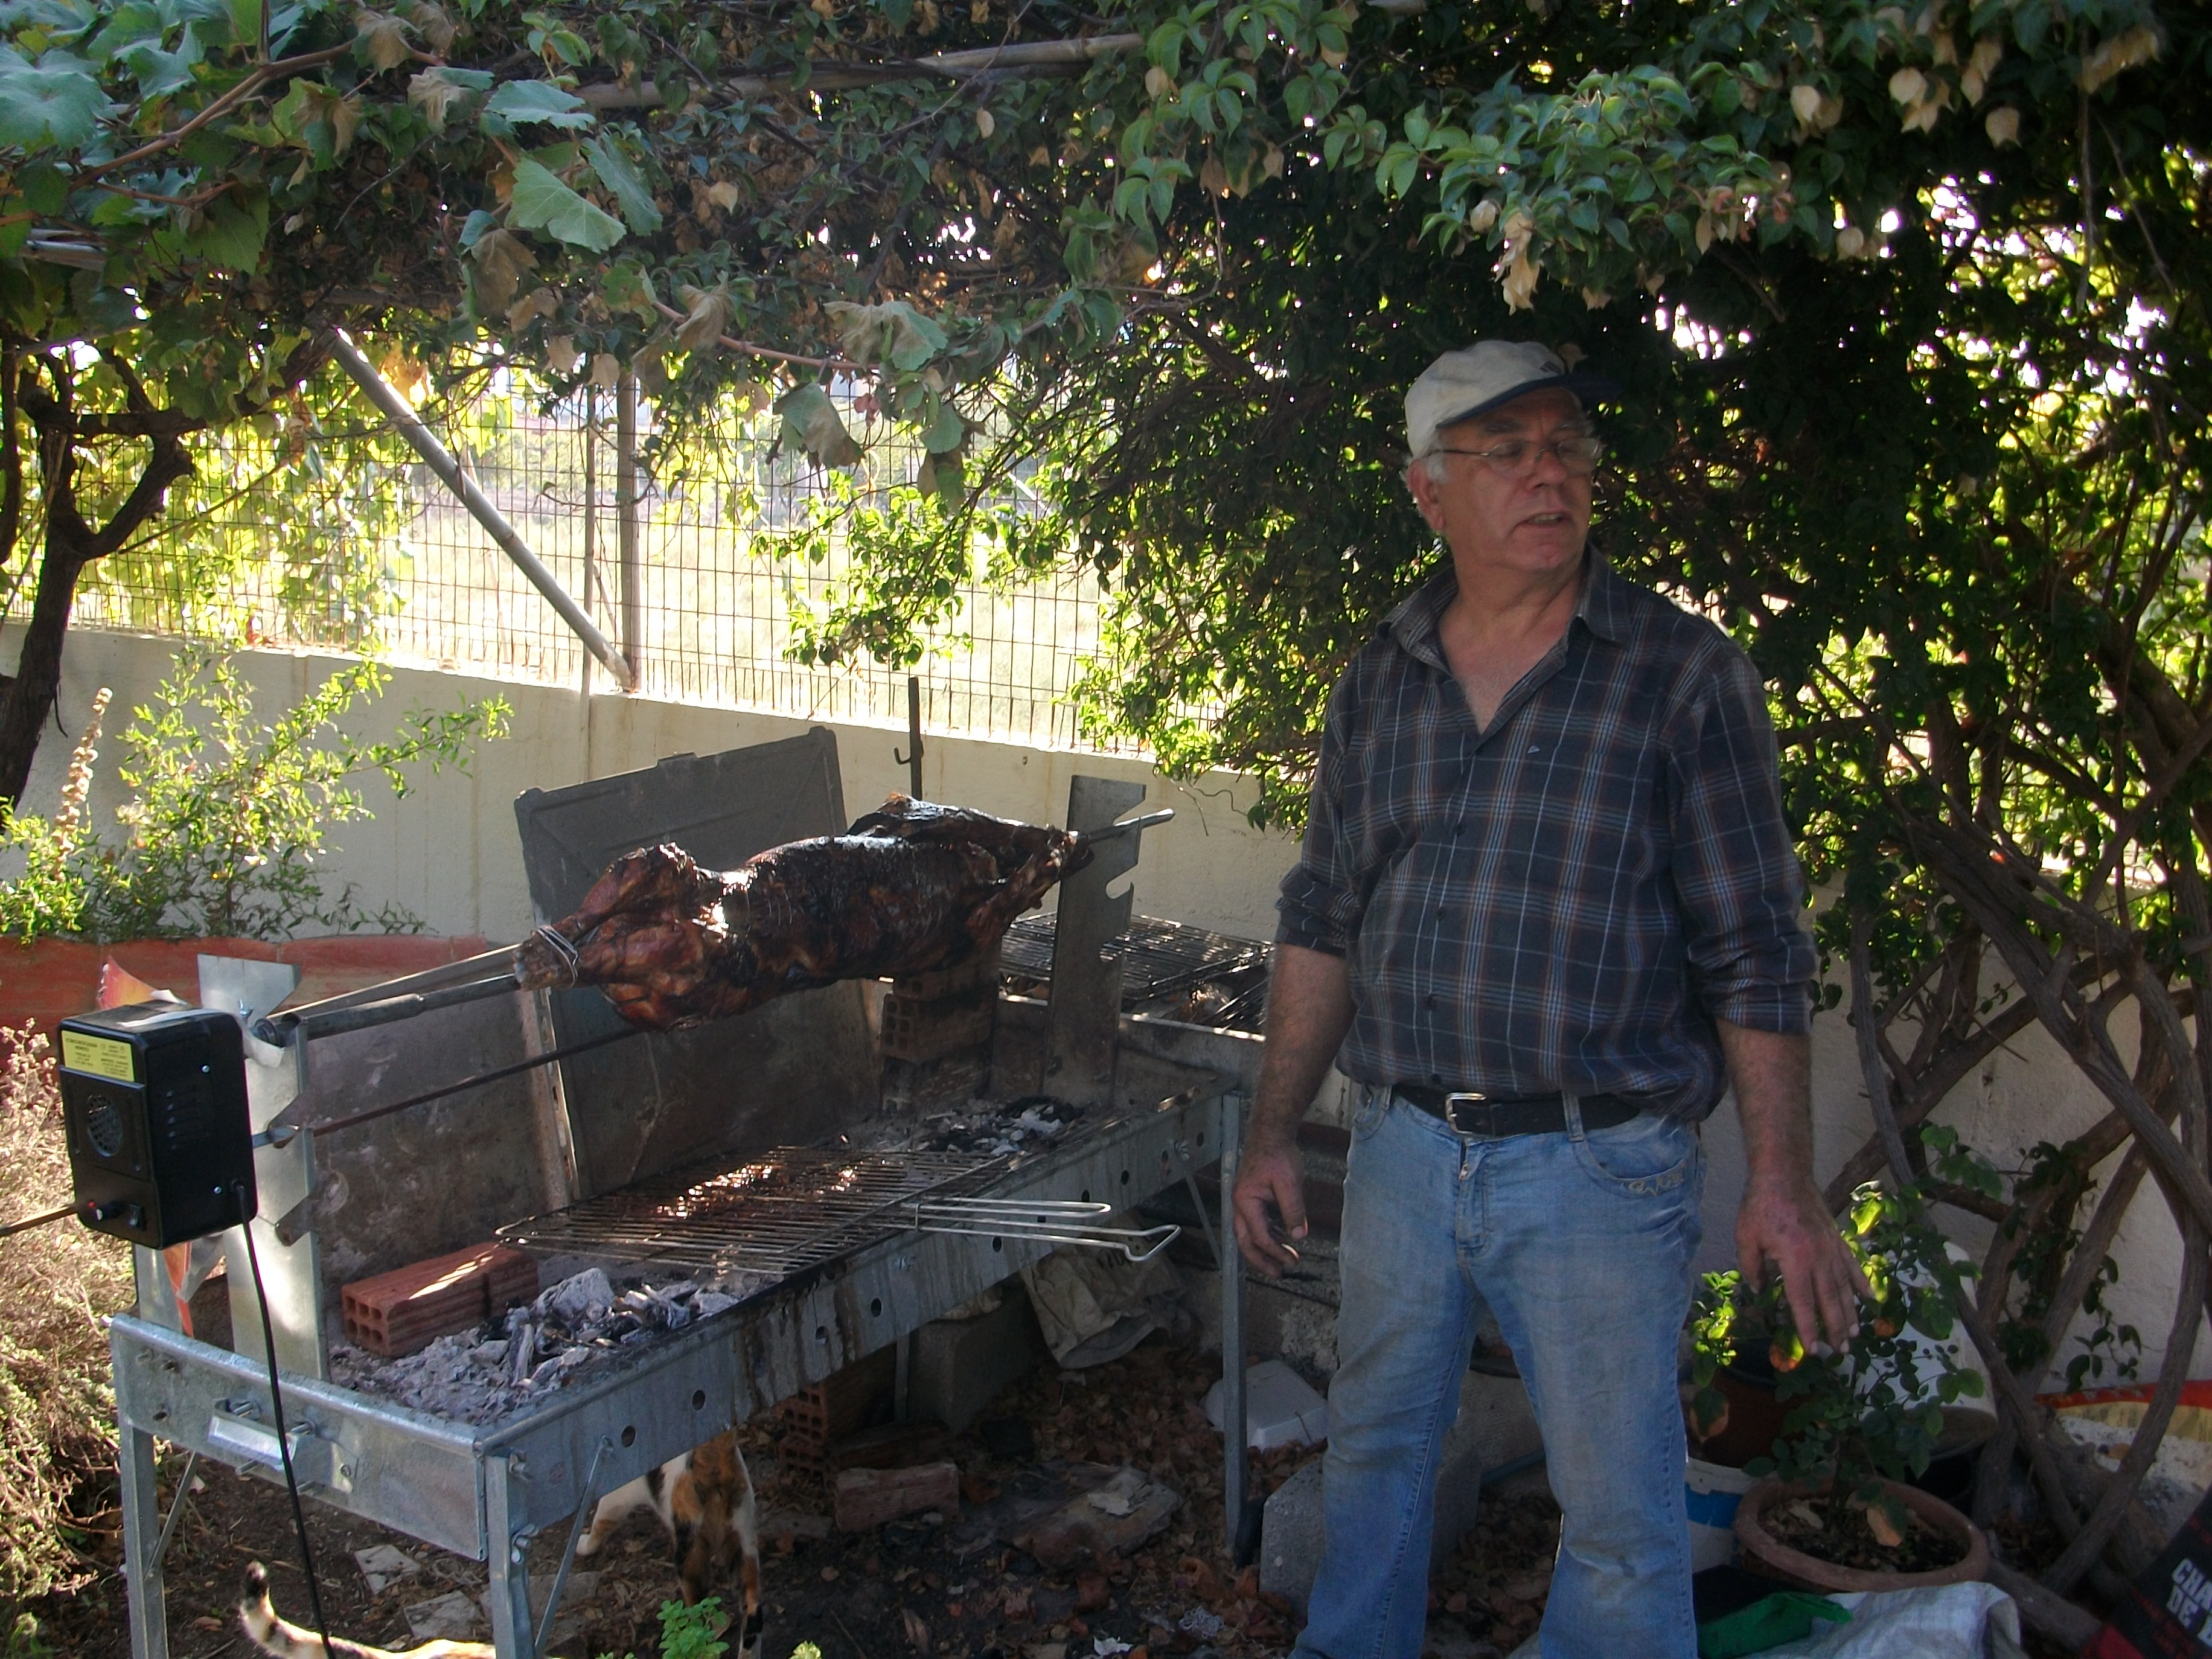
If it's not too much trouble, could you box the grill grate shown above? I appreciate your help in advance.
[1002,913,1271,1030]
[498,1146,1005,1274]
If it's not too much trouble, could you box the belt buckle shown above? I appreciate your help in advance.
[1443,1092,1493,1136]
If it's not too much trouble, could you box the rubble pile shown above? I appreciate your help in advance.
[330,1266,769,1424]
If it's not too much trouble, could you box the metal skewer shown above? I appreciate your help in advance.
[1072,807,1174,847]
[903,1196,1179,1262]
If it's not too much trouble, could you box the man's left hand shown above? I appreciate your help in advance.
[1716,1021,1870,1354]
[1736,1172,1868,1355]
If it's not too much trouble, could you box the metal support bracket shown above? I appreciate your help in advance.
[153,1448,199,1570]
[535,1436,612,1659]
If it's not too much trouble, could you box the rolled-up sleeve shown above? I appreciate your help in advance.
[1667,645,1815,1035]
[1276,679,1364,957]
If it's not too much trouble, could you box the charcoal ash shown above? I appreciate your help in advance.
[895,1093,1083,1157]
[330,1265,772,1425]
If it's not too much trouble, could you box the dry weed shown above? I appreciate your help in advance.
[0,1023,130,1613]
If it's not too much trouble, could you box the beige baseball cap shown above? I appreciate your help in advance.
[1405,340,1619,460]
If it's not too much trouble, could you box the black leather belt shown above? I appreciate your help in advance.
[1395,1085,1640,1138]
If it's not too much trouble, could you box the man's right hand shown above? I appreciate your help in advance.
[1232,1136,1309,1277]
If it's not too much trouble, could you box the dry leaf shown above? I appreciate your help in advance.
[1961,34,2001,101]
[468,227,537,310]
[706,179,741,211]
[674,284,733,353]
[1863,1503,1905,1548]
[506,287,558,330]
[407,68,471,130]
[2079,24,2159,92]
[545,334,581,376]
[776,383,863,467]
[1145,64,1175,99]
[589,352,621,389]
[1200,153,1229,197]
[1790,83,1823,126]
[409,0,457,51]
[354,8,414,71]
[901,1607,930,1648]
[1984,106,2020,146]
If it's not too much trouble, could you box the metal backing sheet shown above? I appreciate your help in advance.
[513,730,878,1198]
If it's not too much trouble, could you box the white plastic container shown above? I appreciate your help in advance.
[1685,1456,1757,1571]
[1204,1360,1330,1451]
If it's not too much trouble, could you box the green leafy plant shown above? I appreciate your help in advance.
[656,1596,729,1659]
[1690,1178,1986,1548]
[592,1598,810,1659]
[0,649,509,942]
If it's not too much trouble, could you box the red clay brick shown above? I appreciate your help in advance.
[341,1242,539,1358]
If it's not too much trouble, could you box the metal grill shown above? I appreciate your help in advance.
[497,1145,1005,1275]
[1001,913,1271,1031]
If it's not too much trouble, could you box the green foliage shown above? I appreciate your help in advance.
[658,1596,729,1659]
[1690,1180,1987,1541]
[0,649,510,942]
[591,1598,752,1659]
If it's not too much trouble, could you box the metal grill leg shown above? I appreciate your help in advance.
[120,1421,170,1659]
[1220,1093,1248,1558]
[485,1454,537,1658]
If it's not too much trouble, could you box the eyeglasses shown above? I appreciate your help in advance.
[1430,434,1605,475]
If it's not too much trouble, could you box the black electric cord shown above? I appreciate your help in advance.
[239,1221,334,1659]
[0,1203,75,1239]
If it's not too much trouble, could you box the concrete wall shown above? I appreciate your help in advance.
[22,624,2205,1392]
[13,625,1297,944]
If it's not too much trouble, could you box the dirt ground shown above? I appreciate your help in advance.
[24,1332,2093,1658]
[30,1337,1399,1659]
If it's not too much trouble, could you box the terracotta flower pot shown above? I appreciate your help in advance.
[1732,1475,1991,1593]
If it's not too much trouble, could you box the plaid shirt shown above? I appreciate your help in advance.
[1277,555,1814,1121]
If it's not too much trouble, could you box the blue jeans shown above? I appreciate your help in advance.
[1293,1090,1704,1659]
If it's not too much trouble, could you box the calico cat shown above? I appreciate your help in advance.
[238,1560,491,1658]
[238,1432,762,1659]
[577,1430,762,1656]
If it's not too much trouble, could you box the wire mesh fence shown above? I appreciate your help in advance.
[49,376,1136,753]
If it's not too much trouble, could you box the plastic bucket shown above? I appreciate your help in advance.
[1686,1456,1757,1570]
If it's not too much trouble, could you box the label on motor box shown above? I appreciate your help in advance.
[62,1029,136,1084]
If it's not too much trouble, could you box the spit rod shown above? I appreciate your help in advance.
[255,972,523,1045]
[1073,807,1174,846]
[258,941,522,1028]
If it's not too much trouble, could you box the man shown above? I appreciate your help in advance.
[1231,340,1867,1659]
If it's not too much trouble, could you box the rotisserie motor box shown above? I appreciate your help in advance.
[59,1003,255,1248]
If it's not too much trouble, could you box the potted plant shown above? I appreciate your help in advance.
[1692,1180,1993,1591]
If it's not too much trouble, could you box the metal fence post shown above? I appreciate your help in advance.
[616,372,642,691]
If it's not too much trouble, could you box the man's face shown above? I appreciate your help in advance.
[1405,387,1594,581]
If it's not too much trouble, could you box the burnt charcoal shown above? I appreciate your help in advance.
[515,794,1089,1032]
[979,1418,1038,1461]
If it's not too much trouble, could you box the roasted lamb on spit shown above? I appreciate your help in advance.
[512,795,1097,1031]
